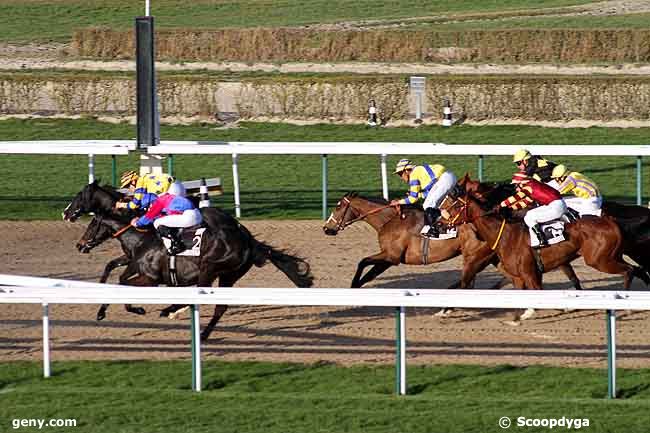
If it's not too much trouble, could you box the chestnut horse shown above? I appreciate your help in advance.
[322,193,581,293]
[443,176,649,300]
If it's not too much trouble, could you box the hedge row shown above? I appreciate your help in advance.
[2,73,650,121]
[73,27,650,63]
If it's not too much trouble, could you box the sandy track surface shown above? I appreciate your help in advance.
[1,220,650,368]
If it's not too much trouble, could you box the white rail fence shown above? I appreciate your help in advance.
[2,141,647,217]
[2,274,649,398]
[151,142,650,217]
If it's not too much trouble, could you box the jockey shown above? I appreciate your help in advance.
[551,164,602,217]
[499,171,566,247]
[130,181,203,255]
[512,148,558,184]
[389,158,457,238]
[115,170,172,211]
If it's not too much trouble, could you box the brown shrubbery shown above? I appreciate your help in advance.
[73,27,650,63]
[2,73,650,121]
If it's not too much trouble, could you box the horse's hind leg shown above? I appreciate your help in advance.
[200,263,253,342]
[559,264,582,290]
[160,304,188,318]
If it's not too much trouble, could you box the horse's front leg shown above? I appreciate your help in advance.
[96,255,133,321]
[100,255,130,283]
[351,252,395,288]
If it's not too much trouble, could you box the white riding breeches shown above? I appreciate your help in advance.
[154,209,203,229]
[523,199,567,227]
[423,171,457,210]
[564,196,602,216]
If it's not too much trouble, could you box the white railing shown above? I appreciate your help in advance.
[2,274,646,397]
[0,140,135,184]
[1,140,647,216]
[148,142,650,217]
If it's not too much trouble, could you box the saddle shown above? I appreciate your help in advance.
[529,220,565,248]
[161,224,206,257]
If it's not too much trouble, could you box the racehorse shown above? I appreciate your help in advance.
[460,176,650,273]
[322,192,582,293]
[443,176,649,305]
[64,181,314,341]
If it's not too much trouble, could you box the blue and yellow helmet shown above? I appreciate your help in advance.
[394,159,415,174]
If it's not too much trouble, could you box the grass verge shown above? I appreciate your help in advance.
[1,361,650,433]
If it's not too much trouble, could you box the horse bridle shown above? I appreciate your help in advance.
[440,195,469,226]
[326,197,355,232]
[327,197,399,231]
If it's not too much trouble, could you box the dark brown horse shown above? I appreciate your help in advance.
[322,193,581,294]
[444,176,649,299]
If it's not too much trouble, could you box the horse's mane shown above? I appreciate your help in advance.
[346,191,389,205]
[95,181,125,201]
[481,182,516,209]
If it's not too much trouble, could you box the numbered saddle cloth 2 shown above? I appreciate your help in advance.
[161,225,206,257]
[529,220,565,248]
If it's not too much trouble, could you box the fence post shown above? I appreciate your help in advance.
[478,155,484,182]
[167,154,174,177]
[42,303,50,378]
[381,154,389,200]
[232,153,241,218]
[88,154,95,184]
[322,154,328,219]
[636,156,642,206]
[111,155,117,186]
[191,305,201,392]
[607,309,616,399]
[395,306,407,395]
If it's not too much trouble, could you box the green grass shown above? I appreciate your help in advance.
[0,0,596,43]
[1,361,650,433]
[428,12,650,31]
[1,118,649,220]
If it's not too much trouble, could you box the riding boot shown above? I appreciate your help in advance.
[566,208,580,223]
[532,224,548,248]
[425,224,441,238]
[158,226,185,255]
[421,207,442,237]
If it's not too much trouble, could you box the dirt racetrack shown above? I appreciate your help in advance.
[2,220,650,369]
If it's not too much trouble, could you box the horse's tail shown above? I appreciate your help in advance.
[251,238,314,288]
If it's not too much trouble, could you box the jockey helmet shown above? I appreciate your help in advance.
[551,164,569,179]
[120,170,139,188]
[513,148,532,163]
[511,171,530,184]
[394,159,415,174]
[167,181,186,197]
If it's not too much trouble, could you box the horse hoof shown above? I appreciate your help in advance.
[132,307,146,315]
[434,308,453,318]
[519,308,536,321]
[169,306,191,320]
[503,320,521,327]
[159,310,170,318]
[96,312,106,321]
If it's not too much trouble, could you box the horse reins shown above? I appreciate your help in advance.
[112,224,133,238]
[442,194,505,250]
[112,223,148,238]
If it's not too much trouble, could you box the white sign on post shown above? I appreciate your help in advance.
[409,76,426,123]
